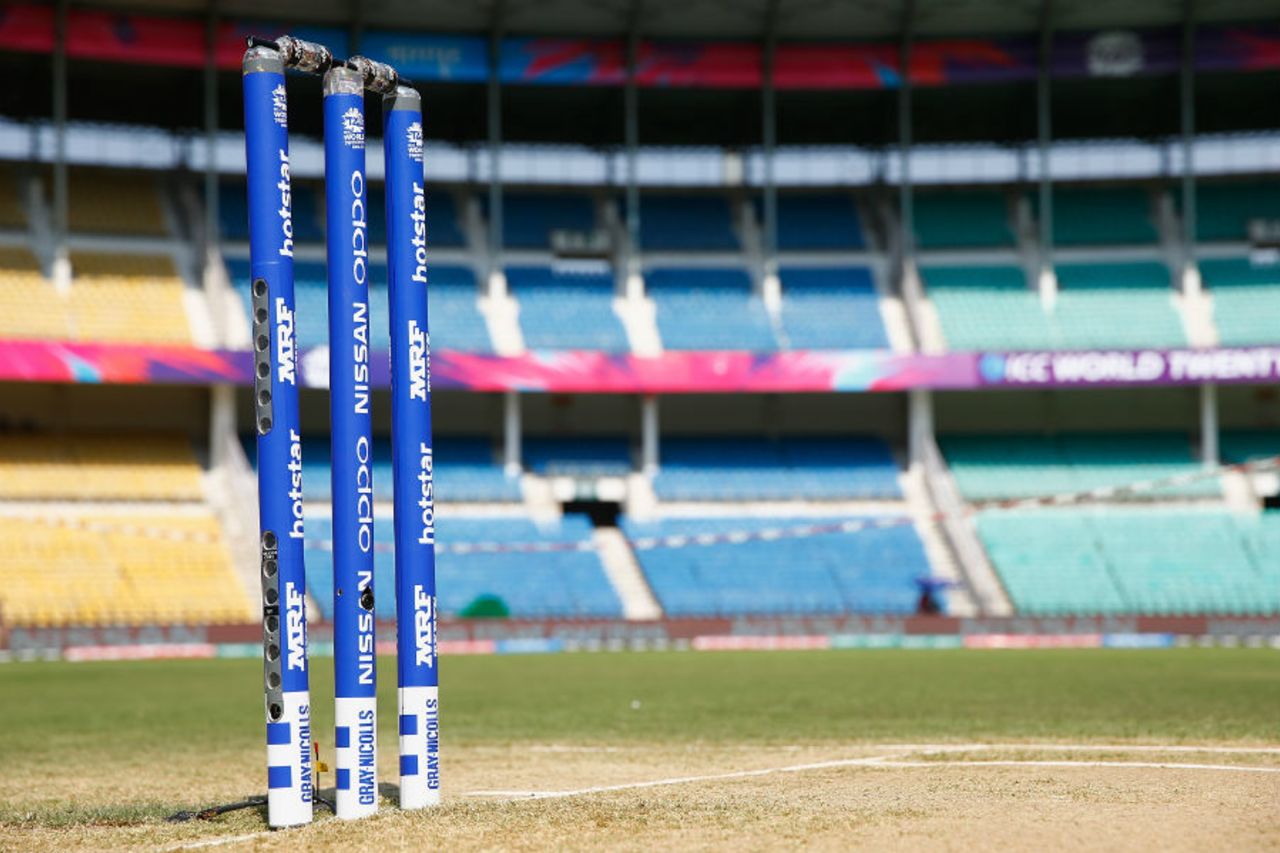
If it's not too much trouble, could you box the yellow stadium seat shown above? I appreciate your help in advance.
[67,170,167,236]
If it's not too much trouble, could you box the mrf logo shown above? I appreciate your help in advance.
[285,581,306,671]
[408,320,429,401]
[413,586,435,668]
[276,298,296,385]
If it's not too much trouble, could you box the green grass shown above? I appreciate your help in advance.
[0,648,1276,773]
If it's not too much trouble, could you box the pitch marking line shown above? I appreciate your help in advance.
[466,743,1280,800]
[162,830,274,851]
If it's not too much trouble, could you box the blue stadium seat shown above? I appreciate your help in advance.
[640,195,739,251]
[243,435,522,503]
[773,194,865,250]
[524,436,633,477]
[621,515,930,616]
[507,265,628,351]
[308,513,623,620]
[779,266,888,349]
[501,193,596,248]
[653,436,901,501]
[646,268,776,350]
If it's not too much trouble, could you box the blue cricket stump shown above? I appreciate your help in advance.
[383,83,442,810]
[323,64,379,820]
[243,42,314,830]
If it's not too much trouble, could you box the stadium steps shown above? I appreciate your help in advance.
[900,465,977,617]
[616,292,662,355]
[592,526,663,620]
[479,273,526,356]
[899,259,946,353]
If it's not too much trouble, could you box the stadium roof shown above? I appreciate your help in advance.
[71,0,1278,39]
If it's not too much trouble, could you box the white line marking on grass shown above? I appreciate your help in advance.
[871,759,1280,774]
[161,830,274,851]
[466,755,901,799]
[466,744,1280,800]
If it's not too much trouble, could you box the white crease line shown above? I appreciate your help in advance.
[161,830,274,851]
[871,759,1280,774]
[466,754,899,799]
[879,743,1280,755]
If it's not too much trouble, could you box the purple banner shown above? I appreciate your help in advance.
[2,339,1279,393]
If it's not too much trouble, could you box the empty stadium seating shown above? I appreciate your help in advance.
[0,510,253,627]
[923,264,1052,351]
[229,259,492,352]
[306,513,622,619]
[979,508,1279,616]
[640,195,739,251]
[1053,262,1185,349]
[246,435,521,503]
[0,248,67,340]
[774,194,865,250]
[69,169,167,236]
[1195,182,1280,243]
[647,268,776,350]
[0,170,26,229]
[914,190,1014,249]
[778,266,888,349]
[0,432,204,501]
[502,193,596,248]
[1201,258,1280,346]
[524,436,633,476]
[1040,186,1157,245]
[621,515,929,616]
[507,264,628,351]
[1221,430,1280,465]
[941,432,1217,500]
[653,436,901,501]
[68,252,193,345]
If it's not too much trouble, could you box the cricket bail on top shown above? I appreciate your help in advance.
[242,34,440,829]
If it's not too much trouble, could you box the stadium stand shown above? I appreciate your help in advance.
[914,190,1015,249]
[228,259,491,352]
[0,432,204,501]
[0,171,26,229]
[68,252,193,345]
[1200,257,1280,346]
[778,266,888,349]
[1040,186,1158,245]
[68,169,167,236]
[979,508,1279,616]
[640,195,739,250]
[306,513,623,619]
[0,511,252,627]
[524,436,633,477]
[246,435,521,503]
[502,192,596,248]
[1221,430,1280,465]
[0,248,68,340]
[621,515,929,616]
[646,267,776,350]
[652,436,901,501]
[773,194,865,250]
[1052,261,1185,349]
[507,265,628,351]
[941,432,1218,501]
[1195,181,1280,242]
[923,264,1052,351]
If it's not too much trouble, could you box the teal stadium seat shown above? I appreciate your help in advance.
[1053,262,1186,349]
[1201,258,1280,346]
[914,190,1015,249]
[1036,186,1158,246]
[922,265,1052,351]
[1195,182,1280,243]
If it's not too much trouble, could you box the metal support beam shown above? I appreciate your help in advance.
[52,0,69,285]
[760,0,780,269]
[1200,383,1218,468]
[1180,0,1197,259]
[503,391,522,475]
[897,0,915,258]
[487,3,506,281]
[641,395,659,476]
[1037,0,1054,269]
[203,1,220,257]
[624,2,643,265]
